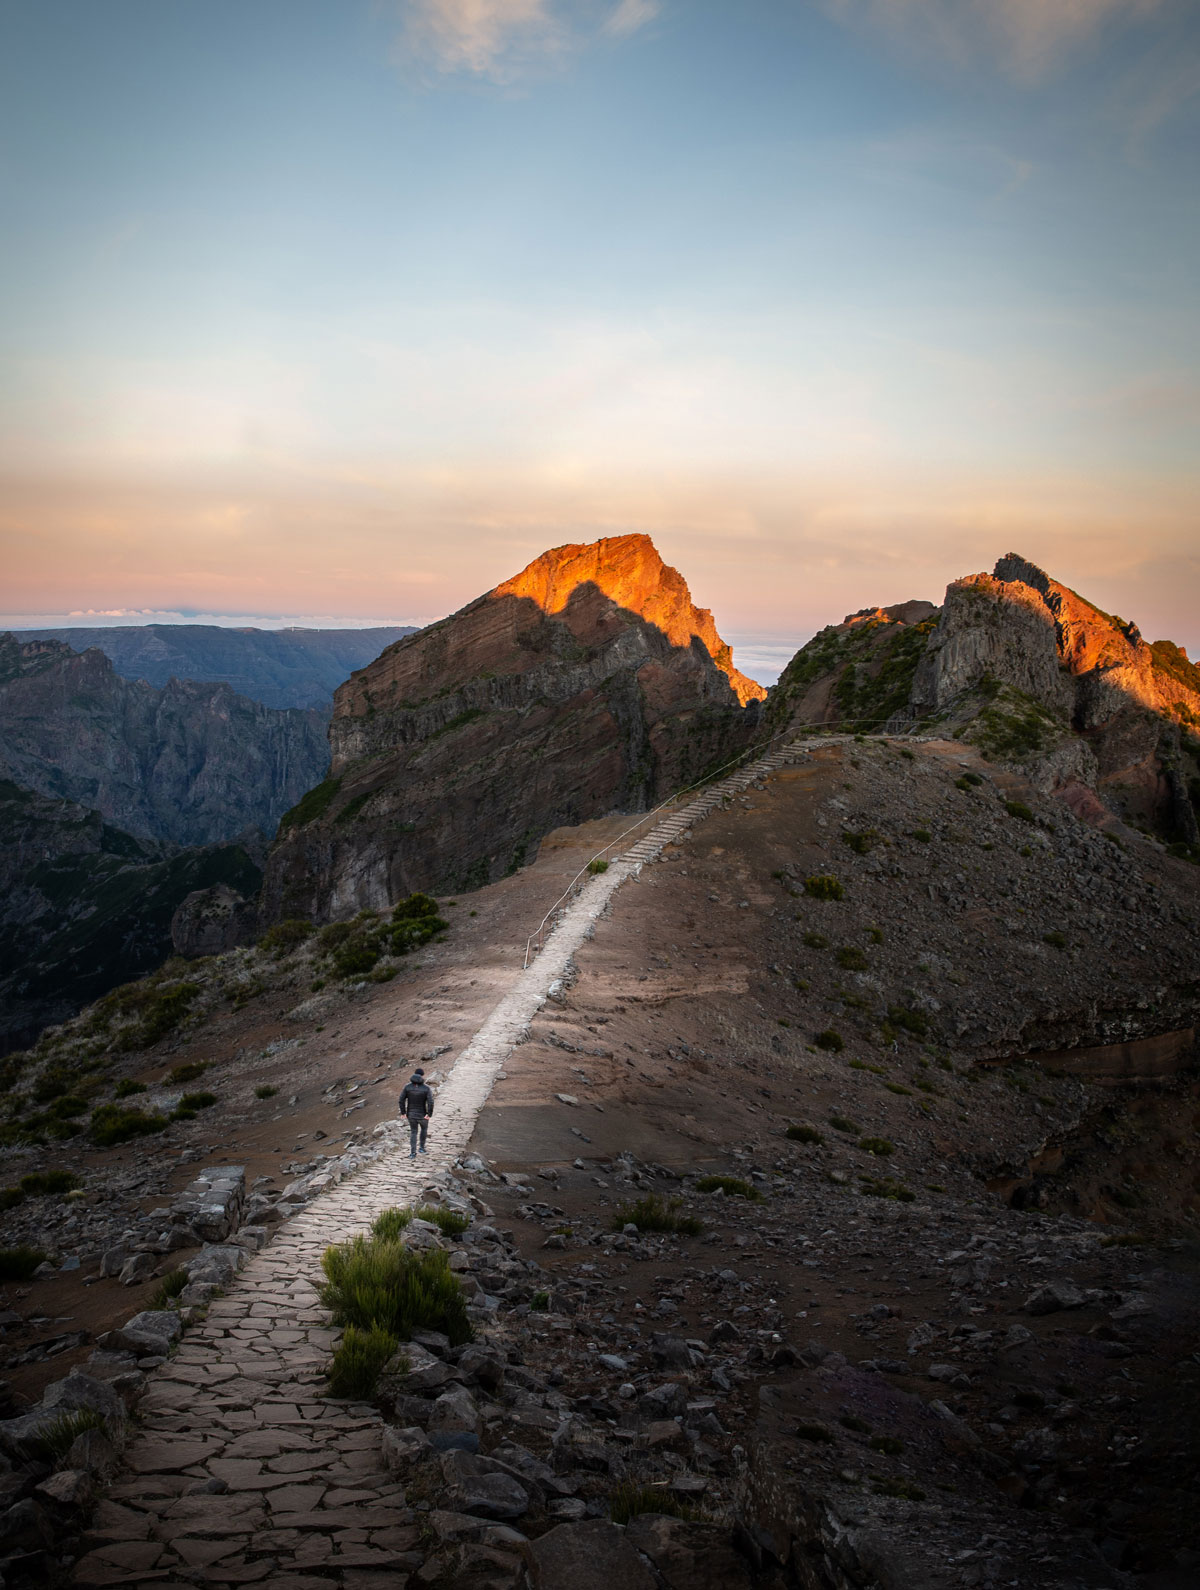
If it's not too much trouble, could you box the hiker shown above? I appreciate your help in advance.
[399,1068,434,1159]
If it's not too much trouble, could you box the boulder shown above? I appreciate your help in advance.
[42,1371,126,1425]
[625,1515,755,1590]
[170,882,257,957]
[428,1386,482,1437]
[523,1520,657,1590]
[35,1468,94,1510]
[1024,1281,1085,1316]
[382,1425,432,1472]
[117,1253,156,1287]
[105,1310,182,1357]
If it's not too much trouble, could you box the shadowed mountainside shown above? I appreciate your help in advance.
[12,623,415,710]
[0,634,331,849]
[261,534,765,921]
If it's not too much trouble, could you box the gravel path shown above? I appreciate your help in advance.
[73,738,820,1588]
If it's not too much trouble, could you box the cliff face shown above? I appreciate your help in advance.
[0,778,261,1054]
[12,623,415,709]
[0,635,331,848]
[262,534,764,921]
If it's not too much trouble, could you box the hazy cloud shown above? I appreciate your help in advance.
[827,0,1163,80]
[395,0,657,81]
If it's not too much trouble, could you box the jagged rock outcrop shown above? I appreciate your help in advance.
[12,623,414,709]
[0,778,260,1053]
[910,554,1200,822]
[0,634,330,847]
[170,882,259,958]
[262,534,764,920]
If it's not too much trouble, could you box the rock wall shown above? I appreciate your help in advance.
[261,535,764,921]
[0,634,331,848]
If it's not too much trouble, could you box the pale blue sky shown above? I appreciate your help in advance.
[2,0,1198,674]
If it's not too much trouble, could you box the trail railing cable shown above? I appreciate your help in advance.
[520,715,917,967]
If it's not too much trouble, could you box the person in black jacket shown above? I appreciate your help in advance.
[399,1069,434,1159]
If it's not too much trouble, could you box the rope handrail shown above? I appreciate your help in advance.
[519,716,914,967]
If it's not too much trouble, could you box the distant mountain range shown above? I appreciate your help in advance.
[12,623,416,709]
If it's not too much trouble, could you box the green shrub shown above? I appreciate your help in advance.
[955,772,983,791]
[911,828,932,843]
[884,1003,929,1040]
[278,775,343,834]
[841,830,879,855]
[795,1422,834,1442]
[0,1245,47,1280]
[89,1104,169,1147]
[804,875,845,901]
[829,1115,860,1134]
[529,1290,551,1311]
[413,1205,470,1238]
[1043,930,1067,950]
[694,1175,762,1201]
[328,1323,401,1399]
[869,1435,905,1454]
[1005,800,1035,822]
[371,1207,413,1241]
[319,1233,472,1346]
[149,1267,190,1309]
[610,1482,703,1525]
[0,1187,25,1211]
[587,858,610,875]
[177,1091,217,1110]
[317,921,353,952]
[803,931,828,949]
[786,1124,825,1144]
[167,1061,207,1084]
[116,982,201,1051]
[27,1408,108,1463]
[255,1084,279,1099]
[19,1171,81,1196]
[859,1136,895,1156]
[257,918,314,955]
[611,1194,703,1237]
[836,946,868,970]
[867,925,884,943]
[884,1081,912,1096]
[814,1028,844,1052]
[114,1078,147,1098]
[860,1175,914,1202]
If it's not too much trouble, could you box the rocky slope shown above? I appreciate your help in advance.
[0,778,260,1055]
[261,534,765,921]
[769,556,1200,846]
[0,635,330,849]
[14,623,415,710]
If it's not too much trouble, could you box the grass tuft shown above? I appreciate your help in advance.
[785,1124,825,1145]
[859,1136,895,1156]
[694,1175,763,1201]
[814,1028,845,1052]
[370,1206,413,1241]
[609,1482,704,1525]
[254,1084,278,1099]
[611,1194,703,1237]
[804,875,845,901]
[0,1245,47,1280]
[149,1267,190,1309]
[89,1104,169,1147]
[413,1205,470,1238]
[328,1323,401,1399]
[829,1115,860,1134]
[20,1170,82,1196]
[28,1408,109,1463]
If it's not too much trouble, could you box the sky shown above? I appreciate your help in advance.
[1,0,1198,682]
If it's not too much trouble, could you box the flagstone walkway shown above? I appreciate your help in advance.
[72,738,821,1587]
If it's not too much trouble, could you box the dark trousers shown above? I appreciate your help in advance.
[408,1115,429,1154]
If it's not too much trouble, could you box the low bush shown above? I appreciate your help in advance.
[910,828,932,843]
[114,1078,146,1098]
[610,1482,703,1525]
[27,1408,108,1463]
[611,1194,703,1237]
[586,858,609,874]
[786,1124,824,1144]
[177,1091,217,1111]
[167,1061,207,1085]
[149,1267,190,1309]
[19,1171,81,1196]
[529,1290,551,1311]
[829,1116,860,1136]
[90,1104,169,1147]
[1005,799,1035,822]
[884,1081,912,1096]
[0,1245,47,1280]
[694,1175,762,1201]
[836,946,868,971]
[804,875,845,901]
[869,1435,905,1454]
[860,1175,914,1202]
[319,1232,472,1346]
[255,1084,278,1100]
[413,1205,470,1238]
[1043,930,1067,950]
[258,918,314,955]
[802,931,828,949]
[0,1187,24,1211]
[841,830,879,855]
[814,1028,844,1052]
[795,1422,834,1442]
[883,1003,929,1041]
[328,1324,401,1399]
[859,1136,895,1156]
[371,1207,413,1241]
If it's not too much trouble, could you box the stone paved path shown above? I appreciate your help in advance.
[74,738,822,1588]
